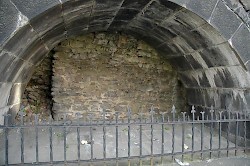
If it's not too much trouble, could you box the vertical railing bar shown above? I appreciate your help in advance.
[89,114,94,162]
[76,113,81,163]
[35,115,39,164]
[150,107,155,166]
[244,111,247,153]
[191,106,196,161]
[218,111,222,158]
[209,107,214,159]
[235,112,239,156]
[226,111,230,157]
[20,113,24,164]
[171,105,176,162]
[200,111,205,160]
[181,112,186,162]
[63,114,67,163]
[139,113,143,166]
[103,110,106,162]
[4,114,9,166]
[49,116,53,163]
[127,107,131,166]
[161,113,165,164]
[115,112,119,166]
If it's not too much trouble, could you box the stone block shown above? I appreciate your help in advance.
[41,23,66,50]
[65,14,90,31]
[122,0,151,10]
[3,24,38,56]
[63,4,92,22]
[184,53,205,69]
[168,56,193,71]
[0,51,16,75]
[161,17,193,37]
[17,39,49,65]
[88,21,111,32]
[0,58,24,82]
[11,0,59,19]
[29,5,63,37]
[186,0,218,21]
[66,26,88,37]
[108,20,129,30]
[0,83,13,108]
[14,63,35,83]
[186,88,206,107]
[231,24,250,64]
[174,9,206,30]
[8,83,26,106]
[181,30,209,51]
[210,1,242,40]
[199,44,239,68]
[61,0,93,14]
[91,10,117,21]
[142,1,179,23]
[94,0,123,11]
[0,0,23,45]
[196,23,226,45]
[113,9,139,21]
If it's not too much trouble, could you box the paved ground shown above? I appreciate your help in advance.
[0,123,249,165]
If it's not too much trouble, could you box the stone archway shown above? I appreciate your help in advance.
[0,0,250,124]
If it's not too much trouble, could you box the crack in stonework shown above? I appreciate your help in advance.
[239,0,249,12]
[221,0,249,27]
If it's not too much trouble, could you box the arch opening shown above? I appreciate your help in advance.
[1,0,250,124]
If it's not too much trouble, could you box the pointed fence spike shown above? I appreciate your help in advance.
[200,111,205,120]
[171,105,176,113]
[191,106,196,114]
[181,112,186,121]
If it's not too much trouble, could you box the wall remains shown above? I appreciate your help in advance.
[52,33,186,118]
[20,53,53,118]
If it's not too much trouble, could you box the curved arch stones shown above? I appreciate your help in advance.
[0,0,250,124]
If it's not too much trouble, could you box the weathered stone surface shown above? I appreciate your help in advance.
[174,9,206,30]
[195,23,226,45]
[0,0,21,46]
[231,24,250,64]
[61,0,93,14]
[186,88,250,112]
[0,57,24,82]
[122,0,151,9]
[3,24,38,57]
[14,62,35,83]
[200,43,241,68]
[11,0,59,19]
[186,0,217,21]
[94,0,123,11]
[210,1,242,40]
[0,83,13,108]
[180,66,250,88]
[113,9,139,21]
[142,0,182,23]
[41,23,66,50]
[8,83,26,106]
[0,51,16,76]
[20,54,53,118]
[52,33,186,116]
[29,5,63,37]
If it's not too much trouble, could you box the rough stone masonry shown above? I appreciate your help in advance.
[52,33,186,118]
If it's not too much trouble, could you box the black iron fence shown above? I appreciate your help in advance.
[0,106,250,165]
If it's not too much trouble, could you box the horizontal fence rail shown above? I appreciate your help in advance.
[0,106,250,165]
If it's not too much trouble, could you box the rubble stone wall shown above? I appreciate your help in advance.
[52,33,187,117]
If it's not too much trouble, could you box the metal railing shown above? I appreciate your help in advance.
[0,106,250,165]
